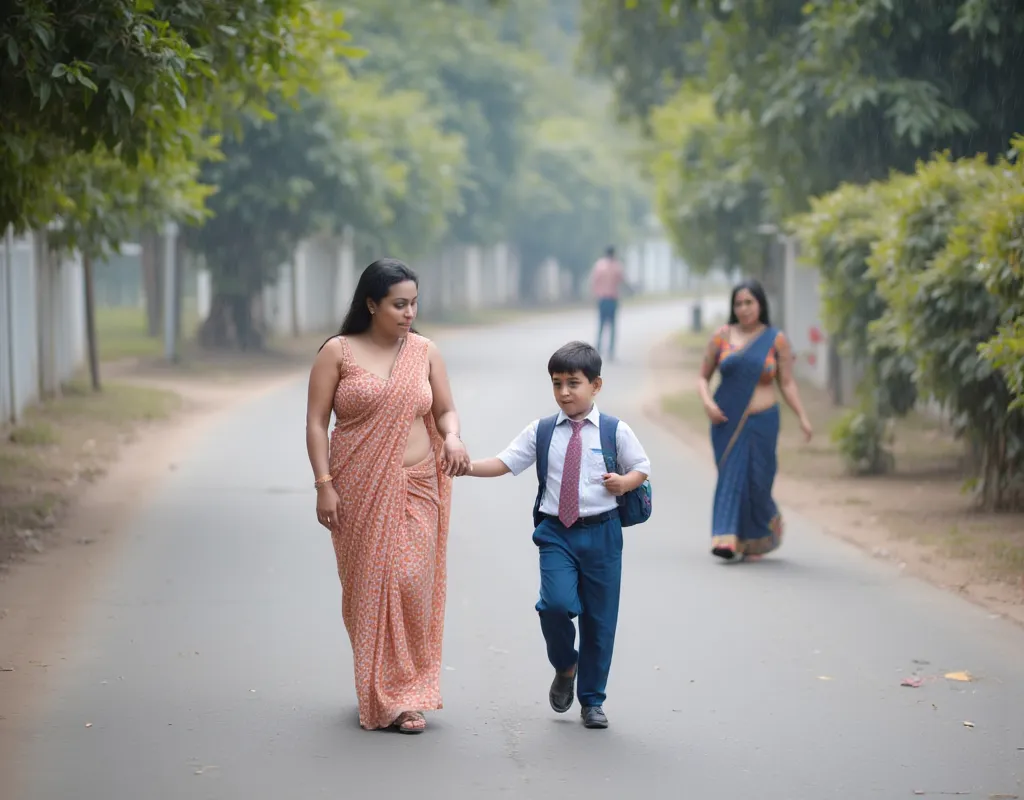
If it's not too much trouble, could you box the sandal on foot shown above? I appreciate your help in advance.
[395,711,426,735]
[712,546,739,561]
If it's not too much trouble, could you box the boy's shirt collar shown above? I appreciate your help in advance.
[555,405,600,427]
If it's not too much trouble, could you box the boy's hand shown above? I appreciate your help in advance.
[601,473,630,496]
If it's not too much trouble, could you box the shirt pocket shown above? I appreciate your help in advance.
[585,448,611,485]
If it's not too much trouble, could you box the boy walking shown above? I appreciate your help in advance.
[466,341,651,729]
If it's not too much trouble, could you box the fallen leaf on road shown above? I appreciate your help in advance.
[817,676,833,681]
[0,667,14,672]
[901,677,923,688]
[944,671,974,682]
[963,721,975,728]
[85,723,93,728]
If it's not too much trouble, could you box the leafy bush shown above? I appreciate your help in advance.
[790,179,917,474]
[830,409,895,476]
[793,139,1024,508]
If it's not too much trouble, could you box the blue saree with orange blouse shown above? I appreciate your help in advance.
[710,326,784,560]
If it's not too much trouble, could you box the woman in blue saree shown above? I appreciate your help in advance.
[697,280,813,562]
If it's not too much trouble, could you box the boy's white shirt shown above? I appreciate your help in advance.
[497,405,651,518]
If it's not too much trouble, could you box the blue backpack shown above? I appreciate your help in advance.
[532,413,652,529]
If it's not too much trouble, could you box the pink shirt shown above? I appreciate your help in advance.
[590,257,624,299]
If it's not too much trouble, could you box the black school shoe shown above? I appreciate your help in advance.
[581,705,609,729]
[549,666,577,713]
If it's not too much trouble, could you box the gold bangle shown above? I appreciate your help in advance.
[314,473,333,488]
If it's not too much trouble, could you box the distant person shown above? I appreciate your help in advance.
[697,279,812,563]
[305,258,471,734]
[463,341,651,729]
[589,246,626,359]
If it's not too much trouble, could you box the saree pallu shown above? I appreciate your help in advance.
[327,333,452,730]
[709,327,784,557]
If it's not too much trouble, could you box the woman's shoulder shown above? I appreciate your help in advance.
[319,334,346,356]
[408,331,437,353]
[711,324,731,346]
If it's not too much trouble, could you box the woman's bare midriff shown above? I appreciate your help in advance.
[748,383,779,415]
[403,416,433,466]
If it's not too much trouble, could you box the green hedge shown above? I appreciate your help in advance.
[790,137,1024,510]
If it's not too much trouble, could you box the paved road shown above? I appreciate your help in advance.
[12,302,1024,799]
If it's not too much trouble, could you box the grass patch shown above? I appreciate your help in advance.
[96,304,199,362]
[8,421,59,446]
[0,379,180,567]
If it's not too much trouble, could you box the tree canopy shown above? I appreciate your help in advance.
[0,0,346,233]
[578,0,1024,270]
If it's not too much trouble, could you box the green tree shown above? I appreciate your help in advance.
[792,143,1024,507]
[869,152,1023,510]
[646,89,766,274]
[510,116,639,298]
[338,0,529,246]
[46,142,217,388]
[578,0,1024,269]
[185,66,465,349]
[0,0,344,233]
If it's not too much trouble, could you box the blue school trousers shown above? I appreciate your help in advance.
[533,512,623,707]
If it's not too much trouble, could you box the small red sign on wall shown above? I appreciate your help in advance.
[809,326,823,344]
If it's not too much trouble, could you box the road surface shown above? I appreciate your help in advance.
[10,302,1024,799]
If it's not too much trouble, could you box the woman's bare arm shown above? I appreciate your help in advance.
[427,340,461,440]
[305,339,343,481]
[775,333,809,421]
[697,326,725,407]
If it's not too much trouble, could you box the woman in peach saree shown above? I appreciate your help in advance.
[305,259,470,734]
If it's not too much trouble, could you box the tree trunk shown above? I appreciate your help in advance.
[198,289,265,350]
[82,254,102,392]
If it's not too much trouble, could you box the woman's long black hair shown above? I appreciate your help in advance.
[727,278,771,326]
[318,258,419,351]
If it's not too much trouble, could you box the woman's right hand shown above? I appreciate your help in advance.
[316,484,342,530]
[704,400,728,425]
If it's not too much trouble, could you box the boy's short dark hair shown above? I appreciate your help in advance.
[548,341,602,382]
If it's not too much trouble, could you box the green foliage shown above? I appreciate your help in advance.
[578,0,697,126]
[793,142,1024,508]
[578,0,1024,272]
[335,0,647,290]
[46,138,219,260]
[830,408,895,476]
[338,0,529,246]
[789,178,918,431]
[976,135,1024,411]
[790,182,889,361]
[183,59,467,346]
[0,0,351,233]
[646,89,766,273]
[510,115,637,287]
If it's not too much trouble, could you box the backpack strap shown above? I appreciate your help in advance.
[598,414,620,474]
[533,414,559,527]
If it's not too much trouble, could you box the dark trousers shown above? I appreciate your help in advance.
[533,515,623,707]
[596,298,618,357]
